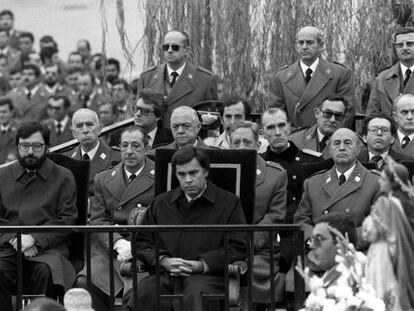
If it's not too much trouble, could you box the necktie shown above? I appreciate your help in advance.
[319,136,329,151]
[305,68,313,84]
[129,174,136,183]
[82,153,90,160]
[56,123,62,135]
[401,135,410,149]
[404,69,412,87]
[170,72,179,88]
[27,91,31,100]
[371,155,383,170]
[338,174,346,185]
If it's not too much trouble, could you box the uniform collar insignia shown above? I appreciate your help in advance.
[150,169,155,175]
[256,168,261,176]
[100,153,107,160]
[354,176,361,183]
[326,175,332,183]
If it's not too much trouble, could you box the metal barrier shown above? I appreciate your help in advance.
[0,224,305,311]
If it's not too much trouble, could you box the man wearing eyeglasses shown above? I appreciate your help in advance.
[76,126,154,311]
[0,121,77,311]
[137,30,217,129]
[289,96,347,159]
[359,114,413,170]
[270,26,356,130]
[367,27,414,117]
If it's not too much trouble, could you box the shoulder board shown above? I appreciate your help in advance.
[272,64,288,75]
[333,61,347,68]
[111,146,121,152]
[308,168,329,179]
[265,161,284,171]
[370,169,381,176]
[290,126,309,135]
[196,66,214,75]
[141,65,157,75]
[302,148,323,158]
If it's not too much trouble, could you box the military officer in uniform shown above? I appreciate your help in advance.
[0,97,18,164]
[391,94,414,156]
[136,30,217,128]
[76,126,154,311]
[289,96,347,159]
[260,108,322,223]
[269,26,355,129]
[294,128,381,246]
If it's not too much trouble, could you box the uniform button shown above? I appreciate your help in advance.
[295,157,300,162]
[292,197,296,201]
[116,206,122,211]
[345,209,350,214]
[323,210,328,215]
[292,175,297,180]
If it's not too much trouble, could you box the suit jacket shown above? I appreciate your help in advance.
[0,120,18,164]
[83,159,155,294]
[3,46,21,71]
[294,161,380,240]
[70,90,106,115]
[8,85,49,122]
[270,59,356,129]
[391,135,414,157]
[152,124,174,148]
[43,118,73,147]
[289,124,331,159]
[64,140,121,196]
[366,63,414,117]
[137,62,218,128]
[357,147,414,166]
[0,158,78,289]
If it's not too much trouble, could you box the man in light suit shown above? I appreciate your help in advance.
[137,30,217,128]
[64,108,120,197]
[289,95,347,159]
[294,128,381,247]
[391,94,414,156]
[76,126,155,311]
[270,26,355,129]
[367,27,414,117]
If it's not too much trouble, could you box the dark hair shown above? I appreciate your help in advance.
[120,125,148,147]
[77,39,91,51]
[40,46,58,63]
[9,67,21,76]
[19,31,34,43]
[138,88,166,118]
[172,146,210,173]
[221,97,251,119]
[47,94,71,109]
[39,35,57,46]
[22,64,41,77]
[15,121,50,146]
[318,95,348,114]
[111,78,130,92]
[362,113,397,136]
[315,212,357,246]
[393,26,414,42]
[107,58,120,72]
[24,297,66,311]
[0,97,14,110]
[0,10,14,20]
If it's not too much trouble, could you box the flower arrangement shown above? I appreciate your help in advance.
[297,228,385,311]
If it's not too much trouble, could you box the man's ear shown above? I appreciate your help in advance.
[362,135,367,144]
[391,135,396,145]
[314,107,320,119]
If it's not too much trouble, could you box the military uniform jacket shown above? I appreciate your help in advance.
[357,146,414,164]
[294,161,380,239]
[260,142,322,223]
[0,158,78,289]
[82,159,155,295]
[137,62,218,128]
[43,118,73,147]
[0,120,18,164]
[64,140,121,196]
[366,63,414,117]
[391,136,414,157]
[8,85,49,122]
[289,124,331,159]
[270,59,356,129]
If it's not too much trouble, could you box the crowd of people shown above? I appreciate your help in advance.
[1,7,414,311]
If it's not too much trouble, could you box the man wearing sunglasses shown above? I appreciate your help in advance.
[270,26,356,130]
[137,30,217,129]
[290,96,347,159]
[367,27,414,117]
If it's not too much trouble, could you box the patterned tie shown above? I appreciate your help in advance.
[82,153,90,160]
[371,155,383,170]
[129,174,136,183]
[170,72,179,88]
[401,135,410,149]
[338,174,346,185]
[404,69,412,88]
[305,68,313,84]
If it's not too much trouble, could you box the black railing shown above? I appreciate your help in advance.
[0,224,305,311]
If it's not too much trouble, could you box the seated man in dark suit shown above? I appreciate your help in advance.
[0,121,77,311]
[125,146,246,311]
[359,114,413,170]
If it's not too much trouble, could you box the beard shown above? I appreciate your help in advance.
[18,152,48,170]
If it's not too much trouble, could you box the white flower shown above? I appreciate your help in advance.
[305,293,324,310]
[309,276,324,292]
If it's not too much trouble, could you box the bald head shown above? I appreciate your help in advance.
[329,128,362,171]
[297,26,323,43]
[296,26,324,66]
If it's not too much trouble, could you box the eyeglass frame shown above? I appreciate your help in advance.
[18,142,45,152]
[162,44,182,52]
[320,109,345,121]
[132,105,155,116]
[393,41,414,49]
[367,126,391,134]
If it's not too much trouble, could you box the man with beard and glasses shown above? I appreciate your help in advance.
[0,121,77,311]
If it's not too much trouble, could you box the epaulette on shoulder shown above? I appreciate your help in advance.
[197,66,214,76]
[302,148,323,158]
[140,65,157,75]
[333,61,347,68]
[370,168,381,176]
[265,160,284,171]
[308,168,328,179]
[111,146,121,152]
[272,64,288,75]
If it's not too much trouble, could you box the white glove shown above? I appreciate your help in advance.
[114,239,132,262]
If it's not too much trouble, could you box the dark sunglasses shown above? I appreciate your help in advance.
[321,109,345,121]
[132,106,154,116]
[162,44,181,52]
